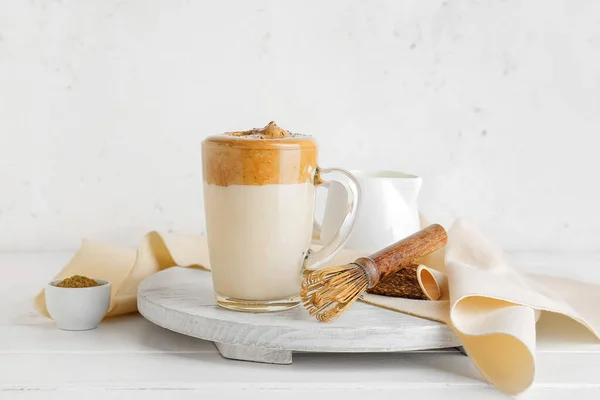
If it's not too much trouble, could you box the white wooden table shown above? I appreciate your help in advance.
[2,251,600,400]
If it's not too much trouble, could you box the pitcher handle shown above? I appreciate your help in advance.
[304,167,361,271]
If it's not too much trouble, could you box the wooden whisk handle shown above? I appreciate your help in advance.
[355,224,448,288]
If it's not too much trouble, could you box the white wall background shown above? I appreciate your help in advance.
[0,0,599,251]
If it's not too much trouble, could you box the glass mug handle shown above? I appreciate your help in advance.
[304,167,361,271]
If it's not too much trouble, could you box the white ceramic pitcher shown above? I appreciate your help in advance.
[315,171,422,252]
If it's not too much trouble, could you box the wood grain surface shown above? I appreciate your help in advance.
[356,224,448,287]
[137,267,459,359]
[3,251,600,399]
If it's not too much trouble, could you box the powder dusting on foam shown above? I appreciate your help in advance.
[225,121,310,140]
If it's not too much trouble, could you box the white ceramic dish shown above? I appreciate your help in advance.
[45,279,111,331]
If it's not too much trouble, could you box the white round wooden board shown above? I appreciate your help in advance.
[138,267,461,364]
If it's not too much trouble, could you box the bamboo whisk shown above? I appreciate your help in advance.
[301,224,448,322]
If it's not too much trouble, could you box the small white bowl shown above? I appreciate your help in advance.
[45,279,111,331]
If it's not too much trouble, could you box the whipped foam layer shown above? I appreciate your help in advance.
[202,122,318,186]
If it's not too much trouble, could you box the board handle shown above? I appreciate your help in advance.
[354,224,448,288]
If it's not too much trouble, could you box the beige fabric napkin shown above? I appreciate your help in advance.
[35,220,600,395]
[362,219,600,395]
[35,232,211,317]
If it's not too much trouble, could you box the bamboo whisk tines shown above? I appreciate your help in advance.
[300,224,448,322]
[300,264,369,322]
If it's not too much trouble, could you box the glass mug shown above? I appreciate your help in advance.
[201,123,361,312]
